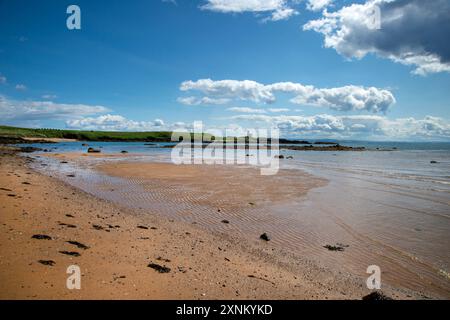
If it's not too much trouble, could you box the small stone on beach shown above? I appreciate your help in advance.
[59,251,81,257]
[260,233,270,241]
[38,260,55,266]
[32,234,52,240]
[362,291,393,300]
[148,263,171,273]
[66,240,89,250]
[87,147,101,153]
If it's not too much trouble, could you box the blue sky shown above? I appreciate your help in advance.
[1,0,449,140]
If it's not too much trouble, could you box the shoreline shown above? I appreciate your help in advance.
[0,149,430,299]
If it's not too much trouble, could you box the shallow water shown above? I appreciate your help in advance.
[27,141,450,298]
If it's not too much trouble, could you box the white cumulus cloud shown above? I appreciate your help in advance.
[0,95,109,121]
[66,114,168,131]
[177,96,230,106]
[303,0,450,75]
[200,0,298,21]
[306,0,333,12]
[229,113,450,140]
[180,79,395,113]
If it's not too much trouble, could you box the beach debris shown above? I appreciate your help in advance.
[92,224,104,230]
[275,155,285,159]
[120,150,128,154]
[65,214,75,218]
[87,147,101,153]
[7,194,16,197]
[362,291,393,300]
[0,187,12,192]
[323,243,349,251]
[31,234,52,240]
[259,233,270,241]
[249,202,255,206]
[430,160,438,164]
[38,260,55,266]
[156,256,171,263]
[66,240,89,250]
[148,263,171,273]
[66,174,75,177]
[286,156,293,159]
[137,225,149,229]
[22,181,31,185]
[59,222,77,228]
[59,250,81,257]
[221,219,230,224]
[248,274,276,285]
[60,161,68,164]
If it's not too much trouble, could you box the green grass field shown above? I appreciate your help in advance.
[0,125,294,143]
[0,125,175,141]
[0,125,226,142]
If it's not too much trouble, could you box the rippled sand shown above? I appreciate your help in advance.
[1,150,419,299]
[30,151,450,299]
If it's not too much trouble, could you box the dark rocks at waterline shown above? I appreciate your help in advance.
[66,240,89,250]
[286,156,293,159]
[59,250,81,257]
[314,141,337,145]
[259,233,270,241]
[148,263,171,273]
[38,260,55,266]
[274,155,284,159]
[87,147,101,153]
[430,160,438,164]
[120,150,128,154]
[282,144,365,152]
[362,291,393,300]
[20,146,42,153]
[32,234,52,240]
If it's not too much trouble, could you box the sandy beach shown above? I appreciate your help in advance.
[0,148,423,300]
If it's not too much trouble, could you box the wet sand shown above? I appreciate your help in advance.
[98,162,327,208]
[0,150,420,299]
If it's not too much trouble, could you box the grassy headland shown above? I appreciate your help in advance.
[0,125,174,142]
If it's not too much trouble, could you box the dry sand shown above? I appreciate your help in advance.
[0,149,417,299]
